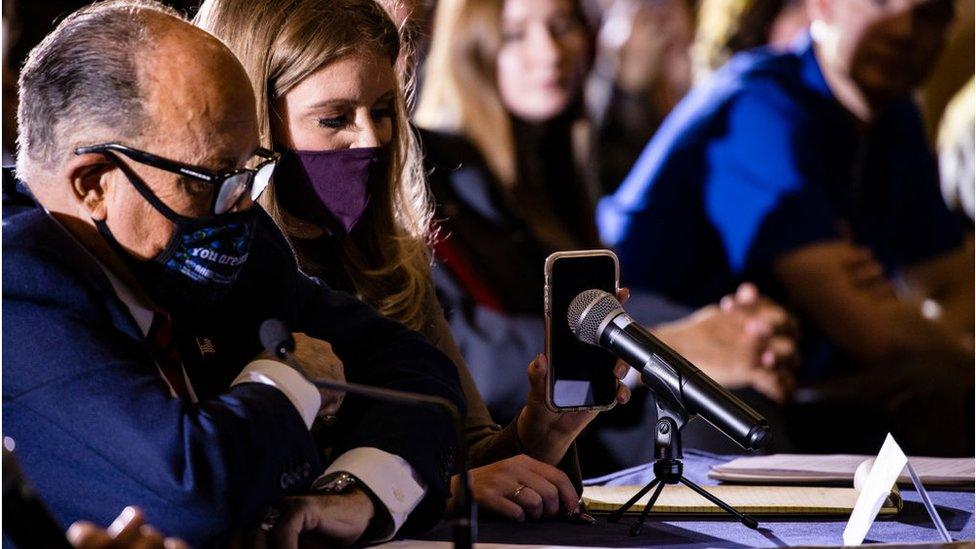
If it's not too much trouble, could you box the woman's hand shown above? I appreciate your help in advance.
[516,288,633,464]
[516,354,630,465]
[450,454,580,521]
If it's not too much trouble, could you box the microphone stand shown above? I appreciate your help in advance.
[607,392,759,536]
[272,348,474,549]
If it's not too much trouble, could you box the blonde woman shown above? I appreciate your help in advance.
[194,0,631,534]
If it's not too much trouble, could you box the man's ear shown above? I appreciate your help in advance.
[806,0,832,27]
[65,154,115,221]
[808,0,840,55]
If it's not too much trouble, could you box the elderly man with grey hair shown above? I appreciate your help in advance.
[2,1,465,546]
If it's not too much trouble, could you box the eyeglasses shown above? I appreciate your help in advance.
[74,143,278,215]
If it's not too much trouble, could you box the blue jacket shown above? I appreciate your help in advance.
[596,34,963,379]
[2,183,464,545]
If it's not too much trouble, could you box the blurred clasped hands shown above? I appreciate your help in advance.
[656,282,799,404]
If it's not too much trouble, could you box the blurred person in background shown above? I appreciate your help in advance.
[599,0,973,455]
[692,0,808,83]
[918,0,974,140]
[587,0,811,196]
[416,0,800,472]
[937,77,974,226]
[586,0,695,195]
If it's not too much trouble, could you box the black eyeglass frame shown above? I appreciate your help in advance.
[74,142,278,215]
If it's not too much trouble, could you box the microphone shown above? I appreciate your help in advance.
[567,290,769,451]
[260,318,295,358]
[259,319,473,549]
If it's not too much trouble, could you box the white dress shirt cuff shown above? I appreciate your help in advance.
[318,447,427,541]
[232,359,321,429]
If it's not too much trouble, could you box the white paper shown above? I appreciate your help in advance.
[843,434,907,546]
[710,453,973,485]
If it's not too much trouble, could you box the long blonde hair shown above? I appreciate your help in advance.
[195,0,436,332]
[414,0,518,186]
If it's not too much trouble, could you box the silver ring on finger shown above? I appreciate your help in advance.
[510,484,527,501]
[259,507,280,532]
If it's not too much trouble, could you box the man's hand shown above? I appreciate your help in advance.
[67,507,187,549]
[774,240,972,365]
[449,454,580,522]
[517,355,630,465]
[654,283,798,403]
[292,332,345,417]
[273,489,375,548]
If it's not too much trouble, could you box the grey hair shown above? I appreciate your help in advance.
[15,0,183,180]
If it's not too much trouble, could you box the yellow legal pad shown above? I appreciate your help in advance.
[582,484,902,517]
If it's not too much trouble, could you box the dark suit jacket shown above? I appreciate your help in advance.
[2,179,464,545]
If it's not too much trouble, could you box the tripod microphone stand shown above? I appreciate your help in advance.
[607,396,759,536]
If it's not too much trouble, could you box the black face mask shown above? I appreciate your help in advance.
[96,165,257,312]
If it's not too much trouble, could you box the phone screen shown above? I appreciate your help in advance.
[547,253,619,410]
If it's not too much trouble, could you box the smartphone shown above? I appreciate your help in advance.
[544,250,620,412]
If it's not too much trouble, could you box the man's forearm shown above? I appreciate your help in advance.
[776,241,973,368]
[901,239,974,335]
[828,294,971,366]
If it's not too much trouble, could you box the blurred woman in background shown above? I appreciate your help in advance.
[416,0,798,470]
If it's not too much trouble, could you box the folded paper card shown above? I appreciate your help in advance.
[581,484,901,517]
[708,454,974,487]
[844,434,953,545]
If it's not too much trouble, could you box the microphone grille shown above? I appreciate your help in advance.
[567,289,622,345]
[259,319,294,358]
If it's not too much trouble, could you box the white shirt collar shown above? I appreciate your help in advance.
[47,211,155,336]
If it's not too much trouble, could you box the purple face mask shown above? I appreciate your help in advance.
[272,147,390,234]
